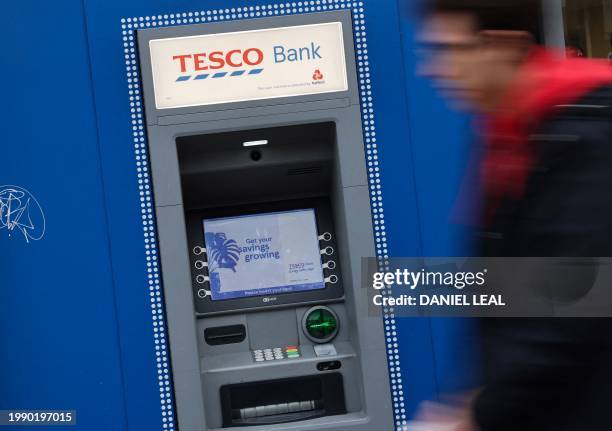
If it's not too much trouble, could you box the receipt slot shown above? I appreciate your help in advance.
[137,11,393,431]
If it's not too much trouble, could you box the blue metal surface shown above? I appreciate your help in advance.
[1,0,478,429]
[0,1,127,430]
[396,0,479,405]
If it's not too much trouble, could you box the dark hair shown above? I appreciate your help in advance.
[423,0,540,34]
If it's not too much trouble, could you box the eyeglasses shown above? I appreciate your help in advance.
[415,41,480,60]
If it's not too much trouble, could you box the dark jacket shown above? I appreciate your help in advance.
[473,85,612,431]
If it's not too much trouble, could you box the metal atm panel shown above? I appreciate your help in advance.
[137,10,392,431]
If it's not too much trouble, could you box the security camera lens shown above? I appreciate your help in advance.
[250,150,262,161]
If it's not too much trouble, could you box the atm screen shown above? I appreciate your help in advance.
[203,209,326,301]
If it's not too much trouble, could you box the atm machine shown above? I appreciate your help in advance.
[137,10,393,430]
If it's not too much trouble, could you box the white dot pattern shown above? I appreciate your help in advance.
[121,1,405,429]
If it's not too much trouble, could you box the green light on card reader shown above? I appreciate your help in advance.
[304,308,338,341]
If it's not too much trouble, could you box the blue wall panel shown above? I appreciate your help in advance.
[0,1,127,430]
[397,0,479,402]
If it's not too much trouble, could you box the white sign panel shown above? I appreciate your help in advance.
[149,22,349,109]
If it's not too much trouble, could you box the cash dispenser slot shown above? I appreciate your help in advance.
[220,374,346,427]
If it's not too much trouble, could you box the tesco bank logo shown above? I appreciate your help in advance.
[172,42,323,82]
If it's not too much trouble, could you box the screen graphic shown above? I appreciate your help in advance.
[203,209,326,301]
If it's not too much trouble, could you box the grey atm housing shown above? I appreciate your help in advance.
[138,11,392,431]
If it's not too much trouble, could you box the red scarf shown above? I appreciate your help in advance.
[482,48,612,219]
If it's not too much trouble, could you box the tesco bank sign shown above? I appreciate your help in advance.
[149,22,348,109]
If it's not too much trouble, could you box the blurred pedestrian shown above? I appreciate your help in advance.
[416,1,612,430]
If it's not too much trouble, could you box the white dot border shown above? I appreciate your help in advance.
[121,1,405,429]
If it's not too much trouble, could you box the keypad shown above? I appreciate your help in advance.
[252,346,301,362]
